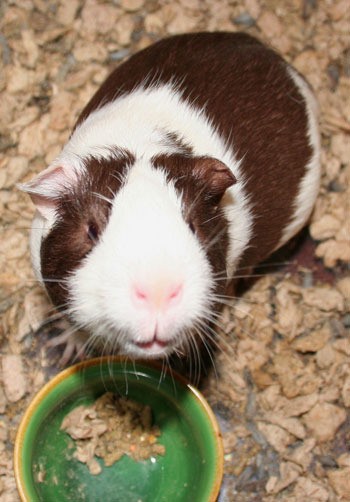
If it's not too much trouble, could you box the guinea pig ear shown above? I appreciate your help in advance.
[18,165,78,220]
[194,157,236,202]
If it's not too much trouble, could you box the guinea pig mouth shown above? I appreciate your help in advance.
[134,337,169,351]
[126,334,177,358]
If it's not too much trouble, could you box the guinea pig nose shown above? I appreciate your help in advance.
[134,287,148,301]
[168,283,183,301]
[133,282,183,309]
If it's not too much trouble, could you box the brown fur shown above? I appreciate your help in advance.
[36,32,317,365]
[41,150,134,308]
[152,154,236,292]
[75,32,312,271]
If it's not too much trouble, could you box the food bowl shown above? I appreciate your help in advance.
[14,357,223,502]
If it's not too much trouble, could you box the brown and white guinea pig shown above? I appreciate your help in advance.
[20,32,320,360]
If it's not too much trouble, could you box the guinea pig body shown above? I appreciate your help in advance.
[21,32,320,359]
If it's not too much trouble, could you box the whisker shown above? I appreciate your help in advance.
[193,325,219,383]
[196,309,226,332]
[235,261,293,271]
[202,212,225,225]
[166,358,177,397]
[131,358,141,383]
[91,191,114,204]
[203,226,228,252]
[158,359,166,389]
[185,184,207,216]
[123,357,129,395]
[210,291,275,321]
[193,317,236,361]
[187,331,201,386]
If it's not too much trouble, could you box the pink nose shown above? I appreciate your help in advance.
[133,282,183,310]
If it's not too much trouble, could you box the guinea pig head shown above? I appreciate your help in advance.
[22,152,235,359]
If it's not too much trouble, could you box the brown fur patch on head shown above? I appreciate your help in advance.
[159,129,193,155]
[76,32,313,269]
[152,153,236,294]
[41,150,135,309]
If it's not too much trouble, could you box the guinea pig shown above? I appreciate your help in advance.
[20,32,320,361]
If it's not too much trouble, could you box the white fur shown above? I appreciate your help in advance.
[30,211,52,282]
[28,84,253,356]
[28,75,319,357]
[68,161,213,357]
[278,68,321,247]
[55,84,254,277]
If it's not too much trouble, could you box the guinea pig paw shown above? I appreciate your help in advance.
[45,325,89,367]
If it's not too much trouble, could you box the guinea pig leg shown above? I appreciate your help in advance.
[45,319,89,366]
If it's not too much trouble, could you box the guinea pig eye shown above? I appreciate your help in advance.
[189,220,196,234]
[87,222,99,242]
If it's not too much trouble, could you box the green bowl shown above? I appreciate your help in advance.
[14,357,223,502]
